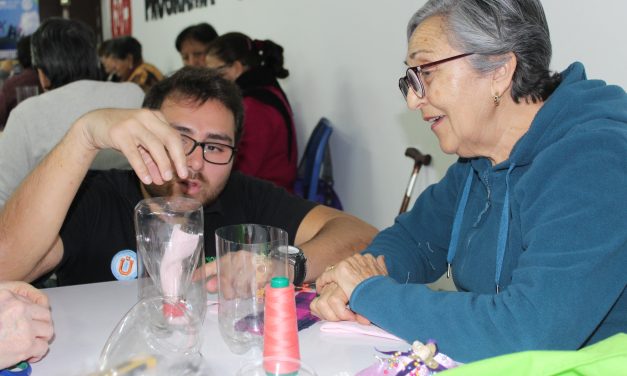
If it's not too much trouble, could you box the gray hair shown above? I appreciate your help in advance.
[407,0,561,103]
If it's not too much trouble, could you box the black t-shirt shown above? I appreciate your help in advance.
[58,170,317,286]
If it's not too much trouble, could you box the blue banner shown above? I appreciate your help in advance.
[0,0,40,59]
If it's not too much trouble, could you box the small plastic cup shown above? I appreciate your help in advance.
[215,224,289,354]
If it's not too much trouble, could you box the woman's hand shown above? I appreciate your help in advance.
[310,254,387,322]
[0,282,54,368]
[316,254,387,298]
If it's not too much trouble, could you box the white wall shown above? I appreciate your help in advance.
[105,0,627,230]
[101,1,111,40]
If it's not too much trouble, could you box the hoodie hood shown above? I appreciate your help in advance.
[447,62,627,292]
[508,62,627,167]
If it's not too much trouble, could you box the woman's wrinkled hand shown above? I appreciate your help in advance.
[310,254,387,322]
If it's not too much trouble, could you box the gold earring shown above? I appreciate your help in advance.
[493,94,501,106]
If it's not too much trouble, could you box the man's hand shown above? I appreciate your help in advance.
[0,282,54,368]
[201,251,275,299]
[310,254,387,322]
[201,260,219,293]
[77,108,190,185]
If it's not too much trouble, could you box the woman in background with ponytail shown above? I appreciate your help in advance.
[205,32,297,192]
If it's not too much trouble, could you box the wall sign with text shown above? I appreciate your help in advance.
[145,0,215,21]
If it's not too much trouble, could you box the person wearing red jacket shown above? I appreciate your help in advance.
[205,32,297,192]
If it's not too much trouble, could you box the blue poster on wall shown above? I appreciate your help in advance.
[0,0,40,59]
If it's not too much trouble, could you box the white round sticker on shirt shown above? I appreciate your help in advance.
[111,249,137,280]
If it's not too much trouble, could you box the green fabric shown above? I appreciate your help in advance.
[440,333,627,376]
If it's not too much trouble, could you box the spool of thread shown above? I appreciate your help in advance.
[263,276,300,375]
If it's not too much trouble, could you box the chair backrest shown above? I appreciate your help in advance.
[304,118,332,200]
[294,118,342,209]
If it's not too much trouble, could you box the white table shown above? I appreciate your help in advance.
[34,280,407,375]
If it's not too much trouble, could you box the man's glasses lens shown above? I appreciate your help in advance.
[181,135,235,165]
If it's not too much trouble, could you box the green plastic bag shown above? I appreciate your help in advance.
[440,333,627,376]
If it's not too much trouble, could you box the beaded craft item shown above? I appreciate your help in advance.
[355,340,461,376]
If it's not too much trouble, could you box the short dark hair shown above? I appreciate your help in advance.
[109,36,143,65]
[175,23,218,52]
[143,67,244,144]
[207,32,289,79]
[30,18,101,90]
[16,36,32,68]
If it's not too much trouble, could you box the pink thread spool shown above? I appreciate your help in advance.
[263,276,300,375]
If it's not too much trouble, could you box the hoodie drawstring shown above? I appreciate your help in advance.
[446,166,474,279]
[495,163,516,293]
[446,163,516,294]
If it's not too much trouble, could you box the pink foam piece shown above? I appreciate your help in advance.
[163,301,186,318]
[159,224,200,299]
[319,321,404,341]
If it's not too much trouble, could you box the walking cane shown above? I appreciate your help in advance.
[399,147,432,214]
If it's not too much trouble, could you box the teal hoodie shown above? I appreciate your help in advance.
[352,62,627,362]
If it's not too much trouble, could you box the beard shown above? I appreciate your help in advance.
[142,172,228,206]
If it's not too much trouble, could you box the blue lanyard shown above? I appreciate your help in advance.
[495,163,516,293]
[0,362,31,376]
[446,166,474,278]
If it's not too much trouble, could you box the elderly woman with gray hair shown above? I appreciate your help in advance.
[311,0,627,362]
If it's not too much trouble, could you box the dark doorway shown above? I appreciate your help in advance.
[39,0,103,43]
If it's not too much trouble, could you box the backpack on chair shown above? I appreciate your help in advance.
[293,118,343,210]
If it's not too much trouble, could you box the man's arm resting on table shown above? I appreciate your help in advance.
[294,205,378,283]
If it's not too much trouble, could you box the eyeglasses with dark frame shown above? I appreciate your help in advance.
[181,134,237,165]
[399,53,474,99]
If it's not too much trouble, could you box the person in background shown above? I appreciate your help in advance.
[175,22,218,67]
[0,67,377,290]
[0,18,145,208]
[206,32,297,192]
[0,281,53,369]
[0,60,13,80]
[311,0,627,363]
[97,39,119,82]
[0,36,42,128]
[108,36,164,93]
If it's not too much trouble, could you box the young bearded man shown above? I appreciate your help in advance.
[0,67,377,289]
